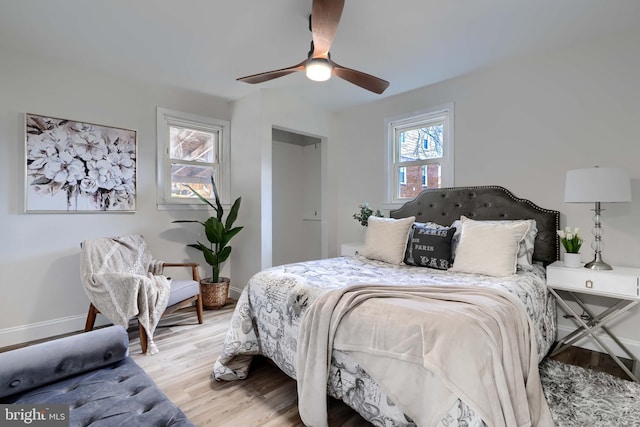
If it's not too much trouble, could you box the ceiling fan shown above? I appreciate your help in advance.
[236,0,389,94]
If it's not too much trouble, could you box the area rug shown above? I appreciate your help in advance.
[540,359,640,426]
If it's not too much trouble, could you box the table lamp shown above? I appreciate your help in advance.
[564,166,631,270]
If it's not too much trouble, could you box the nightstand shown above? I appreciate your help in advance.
[340,243,364,256]
[546,260,640,381]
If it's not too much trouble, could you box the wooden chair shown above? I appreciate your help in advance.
[82,241,204,353]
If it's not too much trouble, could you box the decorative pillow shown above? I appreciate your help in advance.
[413,221,447,230]
[361,216,416,265]
[449,217,531,277]
[451,217,538,271]
[404,223,456,270]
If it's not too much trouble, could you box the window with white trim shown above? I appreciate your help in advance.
[385,104,454,208]
[156,107,230,208]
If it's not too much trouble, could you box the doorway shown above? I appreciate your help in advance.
[272,128,322,266]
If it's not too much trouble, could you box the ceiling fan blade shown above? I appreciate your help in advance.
[311,0,345,57]
[237,61,307,84]
[332,62,390,94]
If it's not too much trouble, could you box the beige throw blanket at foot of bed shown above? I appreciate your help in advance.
[297,284,553,427]
[80,235,170,355]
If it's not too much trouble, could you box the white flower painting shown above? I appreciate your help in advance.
[25,113,136,212]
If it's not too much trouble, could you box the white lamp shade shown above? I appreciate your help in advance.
[564,167,632,203]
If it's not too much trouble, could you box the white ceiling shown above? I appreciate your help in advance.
[1,0,639,112]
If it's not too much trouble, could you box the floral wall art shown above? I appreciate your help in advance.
[25,113,137,212]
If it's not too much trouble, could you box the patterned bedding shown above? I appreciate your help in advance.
[213,255,556,427]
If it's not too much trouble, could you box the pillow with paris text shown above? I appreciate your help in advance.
[404,223,456,270]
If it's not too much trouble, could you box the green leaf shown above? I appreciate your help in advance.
[187,242,202,250]
[225,197,242,230]
[217,246,232,264]
[210,176,224,222]
[184,184,217,211]
[202,248,218,268]
[219,226,243,248]
[204,217,225,243]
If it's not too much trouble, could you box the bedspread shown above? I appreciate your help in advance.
[213,256,556,427]
[298,284,553,427]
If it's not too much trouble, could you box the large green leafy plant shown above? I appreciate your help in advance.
[173,177,243,283]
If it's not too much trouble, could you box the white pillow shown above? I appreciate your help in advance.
[451,217,538,271]
[361,216,416,265]
[449,217,531,277]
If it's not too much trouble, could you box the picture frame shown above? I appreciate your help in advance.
[24,113,137,213]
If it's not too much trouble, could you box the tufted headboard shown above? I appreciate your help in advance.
[390,186,560,265]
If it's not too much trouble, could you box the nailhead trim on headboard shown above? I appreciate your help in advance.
[389,186,560,265]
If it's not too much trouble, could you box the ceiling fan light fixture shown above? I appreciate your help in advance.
[305,58,332,82]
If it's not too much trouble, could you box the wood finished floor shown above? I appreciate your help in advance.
[127,301,634,427]
[2,301,633,426]
[128,302,369,427]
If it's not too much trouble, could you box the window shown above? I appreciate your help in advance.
[157,108,230,208]
[399,167,407,185]
[385,104,454,208]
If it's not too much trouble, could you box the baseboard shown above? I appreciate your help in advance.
[0,295,222,350]
[556,324,640,361]
[229,285,242,300]
[0,315,110,349]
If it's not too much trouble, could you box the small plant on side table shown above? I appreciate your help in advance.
[557,227,583,254]
[353,202,384,227]
[557,227,583,268]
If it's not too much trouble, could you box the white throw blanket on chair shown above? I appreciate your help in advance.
[80,235,170,355]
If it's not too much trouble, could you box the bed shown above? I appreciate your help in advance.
[213,186,560,427]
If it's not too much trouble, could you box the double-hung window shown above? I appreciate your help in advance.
[385,104,454,208]
[156,108,230,208]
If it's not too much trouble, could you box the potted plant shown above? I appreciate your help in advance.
[557,226,582,268]
[353,202,384,227]
[173,177,243,309]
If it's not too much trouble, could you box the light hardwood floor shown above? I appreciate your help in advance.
[2,301,632,427]
[128,302,369,427]
[129,301,633,427]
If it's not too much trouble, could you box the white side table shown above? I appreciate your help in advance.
[340,243,364,256]
[546,260,640,381]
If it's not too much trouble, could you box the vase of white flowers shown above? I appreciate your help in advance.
[557,227,583,268]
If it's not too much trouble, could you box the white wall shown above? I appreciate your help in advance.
[228,91,333,298]
[331,27,640,356]
[227,92,266,300]
[4,21,639,359]
[272,140,304,266]
[302,143,323,261]
[0,46,232,347]
[272,140,322,266]
[264,91,334,260]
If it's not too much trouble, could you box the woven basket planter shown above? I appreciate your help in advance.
[200,277,230,310]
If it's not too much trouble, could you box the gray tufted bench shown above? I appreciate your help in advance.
[0,326,194,427]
